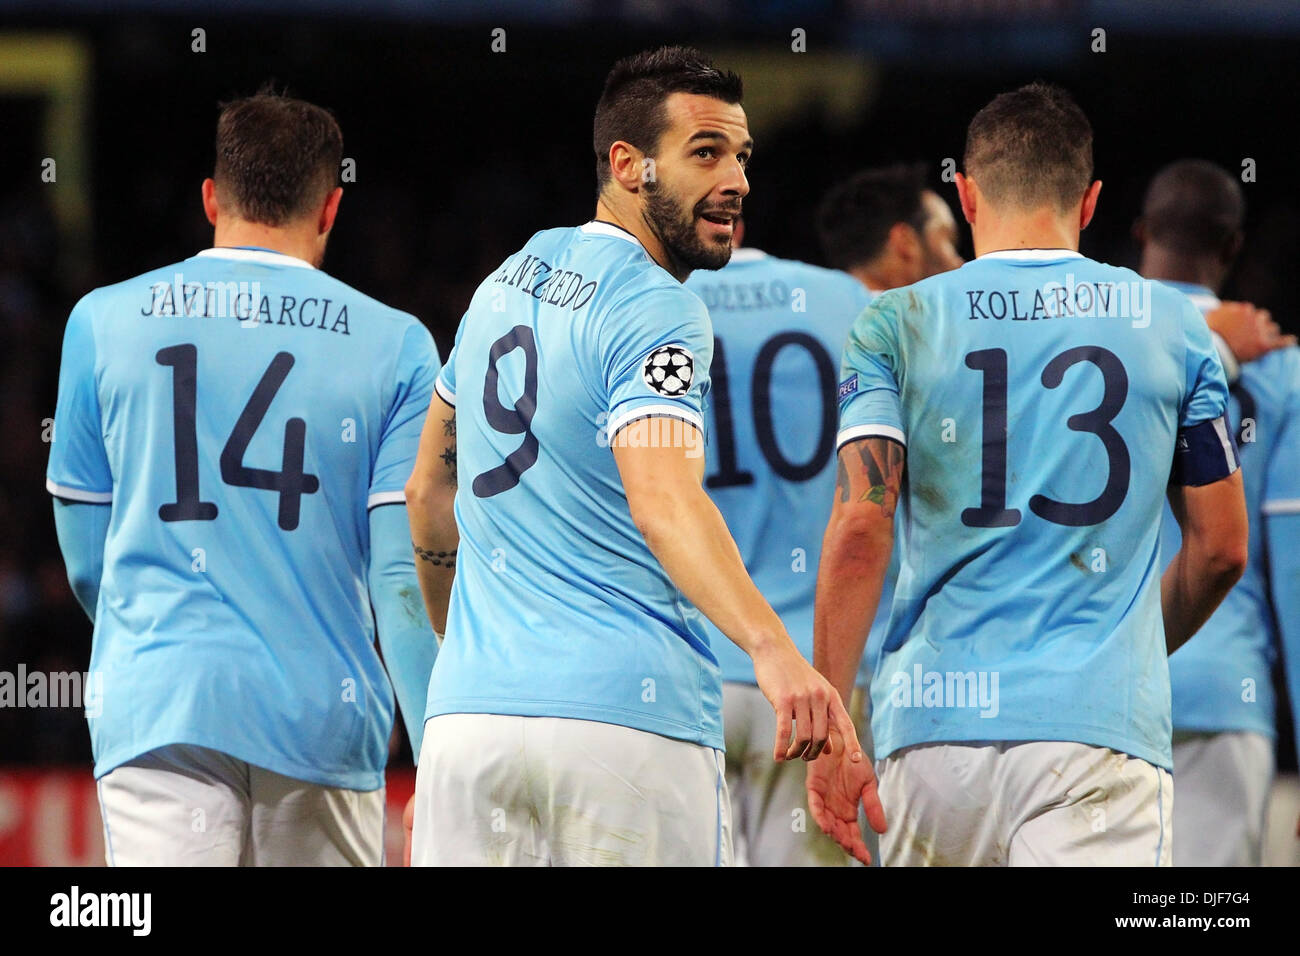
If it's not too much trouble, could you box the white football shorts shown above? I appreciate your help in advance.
[876,739,1172,866]
[411,713,732,866]
[97,743,385,866]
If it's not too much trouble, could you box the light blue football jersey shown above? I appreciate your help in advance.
[47,246,440,789]
[839,250,1234,771]
[684,250,874,684]
[1160,282,1300,738]
[425,221,723,749]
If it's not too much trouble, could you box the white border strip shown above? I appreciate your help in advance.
[837,424,906,449]
[607,402,703,439]
[1212,416,1237,472]
[978,249,1084,261]
[46,478,112,503]
[1263,498,1300,516]
[367,490,407,509]
[434,377,456,407]
[195,247,315,270]
[580,220,643,247]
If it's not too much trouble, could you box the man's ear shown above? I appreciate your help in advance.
[888,221,922,268]
[1079,179,1102,230]
[1132,216,1147,246]
[319,186,343,235]
[954,172,977,225]
[607,141,649,194]
[202,178,219,226]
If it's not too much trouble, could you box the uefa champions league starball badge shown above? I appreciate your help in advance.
[642,345,694,397]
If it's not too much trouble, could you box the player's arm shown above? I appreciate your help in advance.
[1205,301,1296,380]
[51,499,110,622]
[613,429,862,766]
[814,438,902,704]
[47,295,114,624]
[368,503,439,760]
[1163,466,1247,655]
[404,394,458,636]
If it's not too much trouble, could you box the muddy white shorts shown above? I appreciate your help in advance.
[876,740,1172,866]
[411,713,732,866]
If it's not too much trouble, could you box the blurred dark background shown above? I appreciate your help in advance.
[1,1,1297,773]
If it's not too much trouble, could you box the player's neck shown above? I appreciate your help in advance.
[211,219,322,268]
[593,197,689,283]
[971,207,1079,258]
[850,260,908,293]
[1138,246,1221,294]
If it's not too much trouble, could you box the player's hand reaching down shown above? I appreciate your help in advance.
[752,640,862,762]
[805,734,888,865]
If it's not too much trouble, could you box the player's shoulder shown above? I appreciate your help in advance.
[752,251,871,300]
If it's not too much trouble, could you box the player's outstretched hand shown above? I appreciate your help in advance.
[1206,300,1296,363]
[806,736,887,865]
[402,793,416,866]
[753,640,861,762]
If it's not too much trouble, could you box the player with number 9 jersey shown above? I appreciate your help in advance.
[424,220,721,744]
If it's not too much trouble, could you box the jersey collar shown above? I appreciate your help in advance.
[1158,279,1219,310]
[581,220,645,248]
[977,249,1084,261]
[728,248,766,263]
[196,247,316,270]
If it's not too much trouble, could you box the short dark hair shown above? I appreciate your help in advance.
[593,46,743,193]
[816,163,929,271]
[1140,159,1244,257]
[214,90,343,226]
[963,82,1093,212]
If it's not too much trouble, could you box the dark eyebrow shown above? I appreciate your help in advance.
[686,130,754,152]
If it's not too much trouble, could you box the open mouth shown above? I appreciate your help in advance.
[700,212,735,226]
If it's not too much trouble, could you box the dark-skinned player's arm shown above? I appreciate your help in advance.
[804,437,900,861]
[613,421,863,771]
[405,394,459,637]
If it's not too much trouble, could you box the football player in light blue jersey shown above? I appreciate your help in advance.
[47,93,441,866]
[405,47,872,867]
[809,84,1248,866]
[684,217,873,866]
[1136,159,1300,866]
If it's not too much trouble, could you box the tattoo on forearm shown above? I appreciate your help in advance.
[413,541,456,569]
[442,417,456,437]
[836,454,850,503]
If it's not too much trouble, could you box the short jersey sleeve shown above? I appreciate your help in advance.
[600,284,713,440]
[1180,300,1231,428]
[369,320,442,508]
[47,294,113,502]
[837,293,904,449]
[433,315,463,408]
